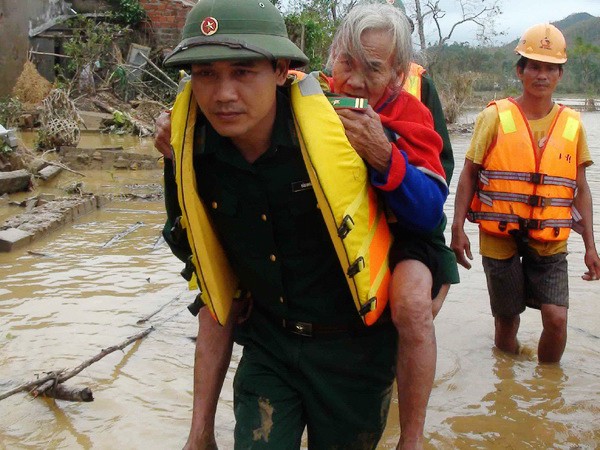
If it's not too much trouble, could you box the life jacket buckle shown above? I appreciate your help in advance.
[181,256,195,282]
[358,297,377,316]
[347,257,365,277]
[529,173,545,185]
[527,195,543,207]
[337,215,355,239]
[519,218,541,230]
[170,216,186,243]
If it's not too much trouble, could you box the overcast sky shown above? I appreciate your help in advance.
[413,0,600,46]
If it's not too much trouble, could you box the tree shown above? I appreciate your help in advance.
[283,0,360,70]
[569,37,600,96]
[408,0,503,65]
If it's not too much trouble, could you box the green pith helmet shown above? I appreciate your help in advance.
[164,0,308,68]
[364,0,405,12]
[384,0,405,12]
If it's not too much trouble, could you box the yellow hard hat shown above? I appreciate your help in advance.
[515,23,567,64]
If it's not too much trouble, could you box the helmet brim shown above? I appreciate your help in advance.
[164,34,309,69]
[515,49,567,64]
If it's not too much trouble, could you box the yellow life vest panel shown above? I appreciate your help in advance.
[170,82,239,325]
[469,98,579,241]
[170,77,392,326]
[403,63,425,101]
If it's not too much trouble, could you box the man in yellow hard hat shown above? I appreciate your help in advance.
[451,23,600,363]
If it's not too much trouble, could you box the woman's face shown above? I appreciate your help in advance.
[331,28,402,108]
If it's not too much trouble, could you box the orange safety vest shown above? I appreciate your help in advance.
[469,98,580,241]
[403,63,425,101]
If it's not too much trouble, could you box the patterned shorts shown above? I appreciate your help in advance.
[482,249,569,318]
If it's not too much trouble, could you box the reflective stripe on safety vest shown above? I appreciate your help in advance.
[403,63,425,101]
[469,98,580,241]
[171,78,392,326]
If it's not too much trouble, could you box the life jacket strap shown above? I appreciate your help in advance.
[479,170,577,189]
[477,191,574,208]
[468,211,573,230]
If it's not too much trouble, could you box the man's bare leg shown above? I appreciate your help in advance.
[538,304,567,363]
[431,284,449,319]
[390,260,445,450]
[494,315,520,355]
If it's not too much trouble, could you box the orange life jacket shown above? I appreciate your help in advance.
[403,63,425,101]
[469,98,580,241]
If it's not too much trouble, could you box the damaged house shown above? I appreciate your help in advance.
[0,0,196,97]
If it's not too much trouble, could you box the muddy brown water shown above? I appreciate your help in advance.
[1,113,599,449]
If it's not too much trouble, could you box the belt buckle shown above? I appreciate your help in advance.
[285,319,313,337]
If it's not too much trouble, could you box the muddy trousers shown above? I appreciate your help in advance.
[233,312,397,450]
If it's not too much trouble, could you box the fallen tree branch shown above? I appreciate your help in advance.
[137,52,179,89]
[102,221,144,248]
[0,326,154,401]
[29,50,72,59]
[137,292,184,324]
[44,160,86,178]
[91,98,153,137]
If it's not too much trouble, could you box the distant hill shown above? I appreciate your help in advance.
[503,12,600,49]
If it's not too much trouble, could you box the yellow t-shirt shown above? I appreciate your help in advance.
[466,102,592,259]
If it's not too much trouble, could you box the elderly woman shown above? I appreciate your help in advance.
[155,3,450,449]
[324,5,453,449]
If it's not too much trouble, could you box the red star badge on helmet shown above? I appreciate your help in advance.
[201,17,218,36]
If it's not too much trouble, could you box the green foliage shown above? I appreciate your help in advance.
[108,0,147,26]
[565,37,600,95]
[1,142,14,155]
[101,110,134,135]
[59,16,126,85]
[283,0,355,70]
[0,97,22,128]
[285,12,336,71]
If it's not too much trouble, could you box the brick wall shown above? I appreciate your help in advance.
[139,0,195,47]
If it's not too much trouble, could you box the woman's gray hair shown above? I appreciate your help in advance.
[326,2,413,90]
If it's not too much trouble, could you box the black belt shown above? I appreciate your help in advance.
[253,304,391,338]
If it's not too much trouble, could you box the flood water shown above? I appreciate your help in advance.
[1,112,599,449]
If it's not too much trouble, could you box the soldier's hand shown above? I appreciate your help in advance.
[154,110,173,159]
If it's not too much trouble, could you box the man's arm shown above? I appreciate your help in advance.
[183,306,237,450]
[370,147,447,232]
[573,165,600,281]
[336,106,447,233]
[450,158,480,269]
[162,157,192,262]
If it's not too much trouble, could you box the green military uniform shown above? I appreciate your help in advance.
[388,74,459,296]
[163,92,397,448]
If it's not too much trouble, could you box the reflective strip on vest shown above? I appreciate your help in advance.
[469,98,579,241]
[479,170,577,189]
[468,211,573,230]
[477,191,573,208]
